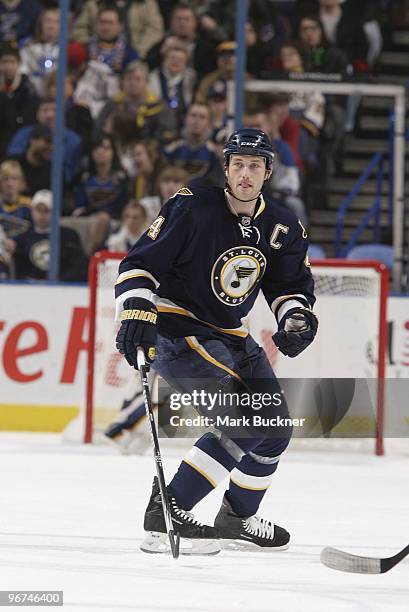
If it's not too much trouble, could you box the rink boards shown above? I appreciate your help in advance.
[0,283,409,431]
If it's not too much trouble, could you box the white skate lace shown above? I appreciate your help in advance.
[243,516,275,539]
[171,499,203,526]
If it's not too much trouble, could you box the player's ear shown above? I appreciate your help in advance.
[265,168,272,181]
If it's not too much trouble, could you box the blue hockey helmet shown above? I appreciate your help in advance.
[223,128,275,171]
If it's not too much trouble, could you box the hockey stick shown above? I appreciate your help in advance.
[321,544,409,574]
[137,349,180,559]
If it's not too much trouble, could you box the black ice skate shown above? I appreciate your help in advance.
[214,494,290,551]
[140,477,221,555]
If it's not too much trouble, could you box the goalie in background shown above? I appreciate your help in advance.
[103,371,158,455]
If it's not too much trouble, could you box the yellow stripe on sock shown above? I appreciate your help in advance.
[229,477,269,491]
[183,458,217,488]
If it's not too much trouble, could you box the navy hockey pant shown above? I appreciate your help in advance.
[153,333,292,517]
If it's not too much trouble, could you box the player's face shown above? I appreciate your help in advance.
[227,154,268,201]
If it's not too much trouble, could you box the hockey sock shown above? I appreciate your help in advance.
[168,433,238,510]
[226,437,289,516]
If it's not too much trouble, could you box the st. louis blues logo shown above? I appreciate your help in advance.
[211,246,266,305]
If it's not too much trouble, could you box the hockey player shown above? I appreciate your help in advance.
[115,128,318,554]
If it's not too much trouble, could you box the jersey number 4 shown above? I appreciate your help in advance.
[147,216,165,240]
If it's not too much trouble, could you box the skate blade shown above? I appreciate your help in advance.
[140,532,221,556]
[220,538,290,552]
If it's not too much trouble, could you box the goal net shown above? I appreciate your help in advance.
[83,252,388,454]
[249,259,388,455]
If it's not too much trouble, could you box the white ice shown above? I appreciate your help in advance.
[0,433,408,612]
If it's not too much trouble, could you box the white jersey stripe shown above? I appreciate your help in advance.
[116,268,159,288]
[115,289,157,321]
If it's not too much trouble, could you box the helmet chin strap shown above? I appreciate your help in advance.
[225,182,262,203]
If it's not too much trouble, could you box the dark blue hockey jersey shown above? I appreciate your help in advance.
[115,186,315,340]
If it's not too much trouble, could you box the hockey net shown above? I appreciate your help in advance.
[83,252,388,454]
[281,259,388,456]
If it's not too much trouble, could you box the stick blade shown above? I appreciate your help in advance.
[321,546,381,574]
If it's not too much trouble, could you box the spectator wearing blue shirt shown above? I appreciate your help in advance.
[88,6,139,76]
[0,0,41,46]
[0,160,32,244]
[8,124,53,196]
[6,98,82,185]
[0,159,31,221]
[0,223,11,279]
[73,133,128,252]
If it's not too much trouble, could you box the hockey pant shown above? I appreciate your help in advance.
[152,333,292,517]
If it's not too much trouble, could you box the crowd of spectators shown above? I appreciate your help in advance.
[0,0,390,282]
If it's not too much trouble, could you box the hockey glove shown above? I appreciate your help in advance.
[272,307,318,358]
[116,297,158,370]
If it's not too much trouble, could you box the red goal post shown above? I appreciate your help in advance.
[86,250,126,444]
[85,252,389,454]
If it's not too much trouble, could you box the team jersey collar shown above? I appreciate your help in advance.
[254,194,266,219]
[224,189,266,223]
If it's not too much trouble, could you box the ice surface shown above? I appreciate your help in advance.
[0,433,408,612]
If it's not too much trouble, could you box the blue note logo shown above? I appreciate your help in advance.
[30,240,50,271]
[211,246,266,305]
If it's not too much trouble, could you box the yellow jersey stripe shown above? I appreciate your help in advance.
[115,273,153,286]
[157,304,248,338]
[185,336,241,380]
[254,194,266,219]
